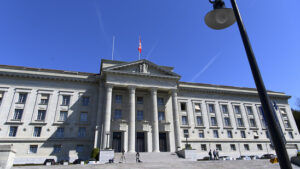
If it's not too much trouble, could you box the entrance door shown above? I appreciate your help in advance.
[159,133,168,152]
[112,132,122,152]
[136,132,145,152]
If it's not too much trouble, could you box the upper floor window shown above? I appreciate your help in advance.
[241,131,246,138]
[158,111,165,121]
[237,118,244,127]
[80,112,88,122]
[199,130,204,138]
[208,104,215,114]
[181,116,188,125]
[59,111,68,121]
[224,117,231,127]
[18,93,27,104]
[33,127,42,137]
[284,121,291,128]
[114,109,122,120]
[82,96,90,106]
[137,97,143,104]
[194,103,201,113]
[180,102,186,111]
[55,127,64,138]
[9,126,18,137]
[13,109,23,121]
[37,110,46,121]
[137,110,144,121]
[40,94,49,105]
[249,118,256,127]
[115,95,122,104]
[221,105,229,114]
[196,116,203,126]
[183,129,189,138]
[234,105,241,114]
[62,95,70,106]
[288,132,294,139]
[266,131,270,139]
[0,92,3,106]
[29,145,38,154]
[157,97,164,105]
[210,117,217,126]
[246,106,253,115]
[227,130,233,138]
[213,130,219,138]
[78,127,86,137]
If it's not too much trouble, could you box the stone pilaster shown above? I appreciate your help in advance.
[102,84,113,149]
[128,86,136,152]
[171,90,181,150]
[151,88,160,152]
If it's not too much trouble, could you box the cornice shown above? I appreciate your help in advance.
[104,70,180,80]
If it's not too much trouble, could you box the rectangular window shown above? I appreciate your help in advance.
[59,111,68,121]
[257,144,263,150]
[114,109,122,120]
[237,118,244,127]
[33,127,42,137]
[196,116,203,126]
[241,131,246,138]
[213,130,219,138]
[216,144,222,151]
[0,92,3,106]
[246,106,253,115]
[288,132,294,139]
[13,109,23,120]
[40,94,49,105]
[199,130,204,138]
[29,145,38,154]
[210,117,217,126]
[208,104,215,114]
[180,102,186,111]
[76,145,84,153]
[78,127,86,137]
[244,144,250,151]
[115,95,122,104]
[80,112,88,122]
[194,103,201,112]
[266,131,270,139]
[234,105,241,114]
[137,97,143,104]
[183,129,189,137]
[9,126,18,137]
[53,145,61,153]
[224,117,231,127]
[62,95,70,105]
[201,144,207,151]
[249,118,256,127]
[37,110,46,121]
[157,97,164,105]
[55,127,64,138]
[137,110,144,121]
[82,96,90,106]
[158,111,165,121]
[18,93,27,104]
[221,105,229,114]
[227,130,233,138]
[284,121,291,128]
[181,116,188,125]
[230,144,236,151]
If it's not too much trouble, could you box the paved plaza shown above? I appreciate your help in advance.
[12,160,300,169]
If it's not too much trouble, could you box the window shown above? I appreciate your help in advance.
[18,93,27,104]
[80,112,88,122]
[241,131,246,138]
[234,105,241,114]
[270,144,274,150]
[230,144,236,151]
[249,118,256,127]
[181,116,188,125]
[9,126,18,137]
[224,117,231,127]
[246,106,253,115]
[82,96,90,106]
[40,94,49,105]
[180,102,186,111]
[157,97,164,105]
[227,130,233,138]
[78,127,86,137]
[0,92,3,106]
[253,131,259,139]
[62,95,70,105]
[266,131,270,139]
[257,144,263,150]
[199,130,204,138]
[196,116,203,126]
[221,105,229,114]
[213,130,219,138]
[33,127,42,137]
[59,111,68,121]
[137,97,143,104]
[37,110,46,121]
[55,127,64,138]
[284,121,291,128]
[114,110,122,120]
[76,145,84,153]
[237,118,244,127]
[115,95,122,104]
[244,144,250,151]
[208,104,215,113]
[201,144,207,151]
[194,103,201,112]
[158,111,165,121]
[183,129,189,137]
[29,145,38,154]
[13,109,23,120]
[137,110,144,121]
[288,132,294,139]
[53,145,61,153]
[216,144,222,151]
[210,117,217,126]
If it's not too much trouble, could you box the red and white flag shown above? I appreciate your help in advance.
[138,36,142,54]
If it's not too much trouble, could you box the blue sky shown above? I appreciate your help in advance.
[0,0,299,108]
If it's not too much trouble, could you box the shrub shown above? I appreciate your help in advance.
[91,148,100,160]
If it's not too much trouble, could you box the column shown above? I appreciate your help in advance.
[128,86,136,152]
[102,84,113,149]
[171,90,181,150]
[151,88,160,152]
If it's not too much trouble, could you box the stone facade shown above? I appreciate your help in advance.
[0,59,299,164]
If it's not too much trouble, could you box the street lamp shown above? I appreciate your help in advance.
[105,132,110,149]
[205,0,292,169]
[184,133,189,149]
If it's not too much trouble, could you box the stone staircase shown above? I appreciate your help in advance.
[114,152,185,163]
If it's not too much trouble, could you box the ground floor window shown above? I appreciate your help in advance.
[29,145,38,154]
[244,144,250,151]
[201,144,207,151]
[216,144,222,151]
[230,144,236,151]
[257,144,263,150]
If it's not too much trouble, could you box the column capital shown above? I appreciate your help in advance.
[128,85,136,91]
[105,83,113,91]
[150,87,158,93]
[171,89,178,96]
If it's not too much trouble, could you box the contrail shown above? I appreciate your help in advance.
[190,51,222,82]
[146,40,159,60]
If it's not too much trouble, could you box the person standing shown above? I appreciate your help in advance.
[216,149,219,160]
[120,149,126,163]
[213,149,217,160]
[136,152,140,163]
[208,150,212,160]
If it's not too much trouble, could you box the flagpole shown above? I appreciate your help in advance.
[111,36,115,60]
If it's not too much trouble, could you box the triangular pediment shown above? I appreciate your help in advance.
[102,59,180,79]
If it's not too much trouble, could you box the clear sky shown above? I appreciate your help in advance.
[0,0,299,108]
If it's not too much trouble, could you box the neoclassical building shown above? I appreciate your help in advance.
[0,59,299,164]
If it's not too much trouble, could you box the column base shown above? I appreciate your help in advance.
[152,150,160,153]
[128,150,136,153]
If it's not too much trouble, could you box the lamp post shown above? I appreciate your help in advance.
[105,132,110,149]
[184,134,189,149]
[205,0,292,169]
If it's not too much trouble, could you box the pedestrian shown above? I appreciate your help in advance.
[120,149,126,163]
[213,149,216,160]
[136,152,140,163]
[208,149,212,160]
[216,149,219,160]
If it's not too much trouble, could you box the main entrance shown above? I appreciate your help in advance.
[159,132,168,152]
[136,132,146,152]
[112,132,122,152]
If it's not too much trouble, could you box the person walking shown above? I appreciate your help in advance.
[120,149,126,163]
[136,152,140,163]
[208,149,212,160]
[213,149,217,160]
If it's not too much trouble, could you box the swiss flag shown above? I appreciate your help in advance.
[138,36,142,53]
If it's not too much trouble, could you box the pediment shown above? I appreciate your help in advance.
[102,60,180,79]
